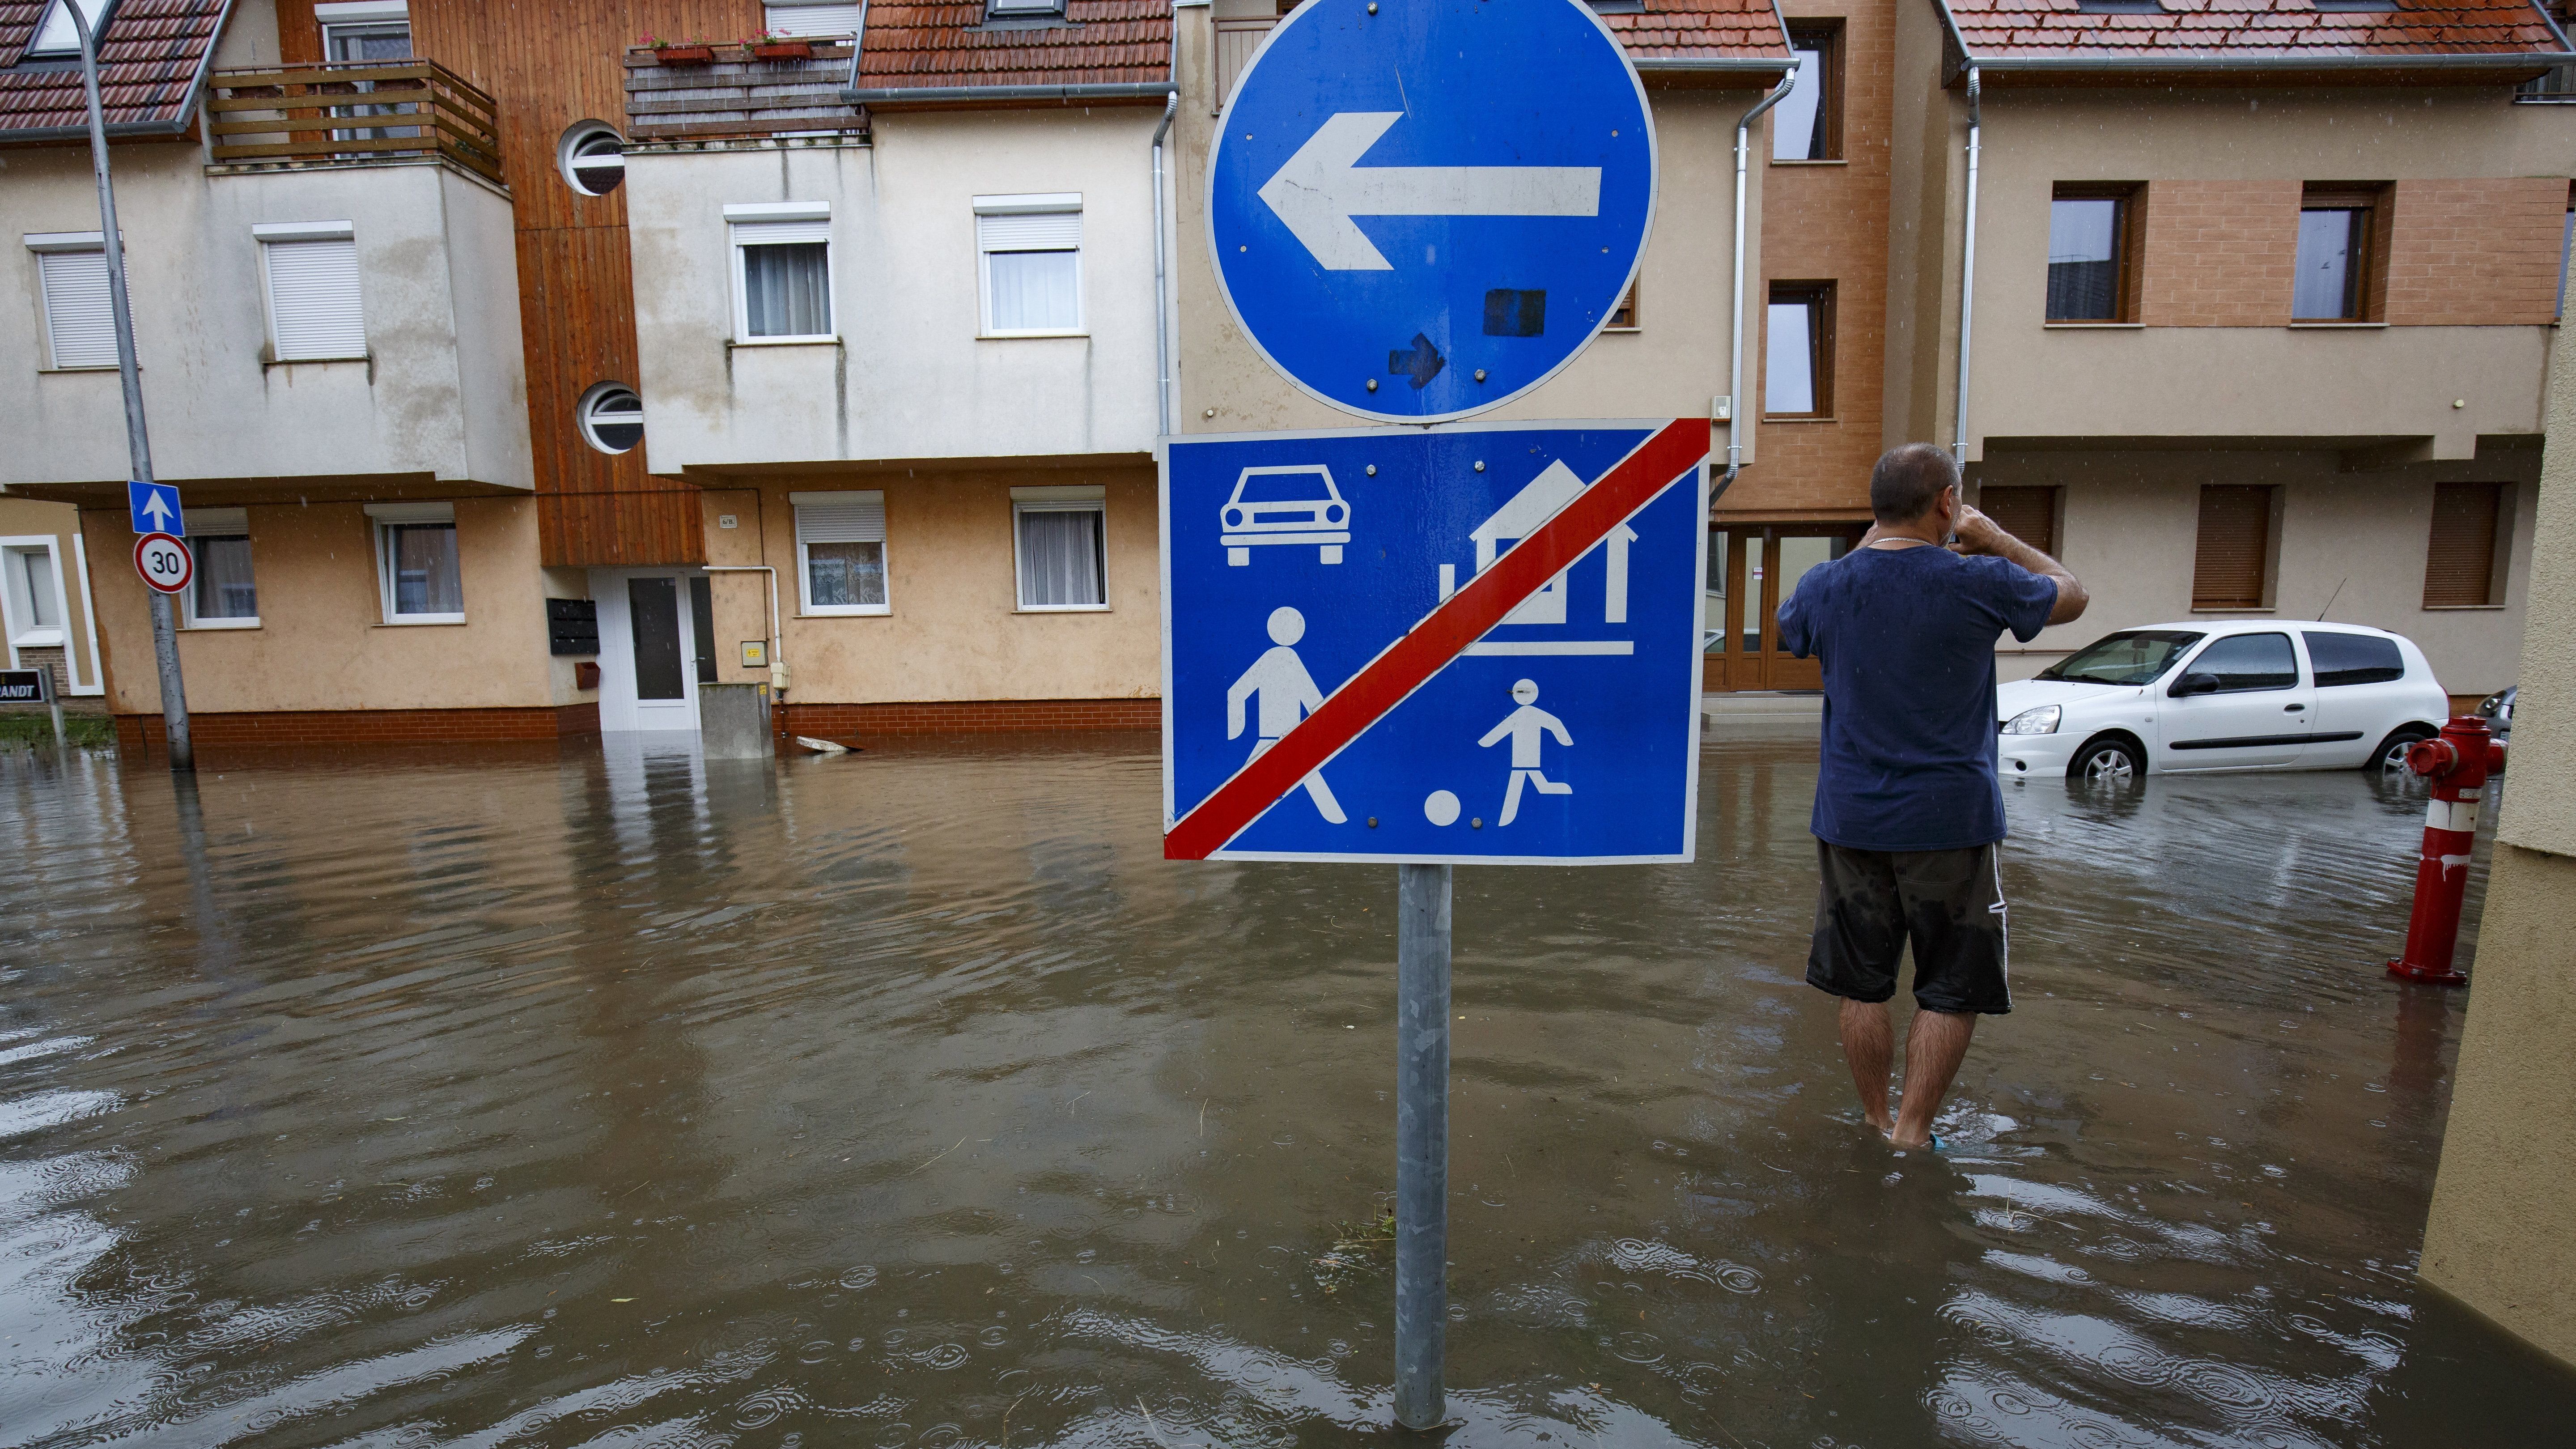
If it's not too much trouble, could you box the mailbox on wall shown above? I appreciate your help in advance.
[547,598,599,657]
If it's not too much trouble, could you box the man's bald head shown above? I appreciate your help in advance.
[1870,443,1960,526]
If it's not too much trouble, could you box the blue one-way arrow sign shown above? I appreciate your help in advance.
[128,480,183,538]
[1209,0,1655,423]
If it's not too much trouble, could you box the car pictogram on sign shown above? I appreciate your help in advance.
[1220,465,1351,566]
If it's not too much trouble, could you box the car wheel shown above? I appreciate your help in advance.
[2369,725,2436,774]
[2069,735,2144,786]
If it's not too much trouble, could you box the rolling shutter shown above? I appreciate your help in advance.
[2191,485,2271,611]
[763,0,861,35]
[791,490,886,544]
[38,249,118,370]
[976,210,1080,252]
[2423,482,2504,608]
[263,238,367,361]
[1977,485,2057,559]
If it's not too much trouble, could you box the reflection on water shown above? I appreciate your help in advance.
[0,732,2568,1446]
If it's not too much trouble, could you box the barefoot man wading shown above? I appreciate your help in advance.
[1774,444,2088,1151]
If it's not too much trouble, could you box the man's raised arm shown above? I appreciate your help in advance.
[1953,506,2089,625]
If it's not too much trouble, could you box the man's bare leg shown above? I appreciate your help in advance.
[1838,998,1894,1133]
[1889,1007,1977,1149]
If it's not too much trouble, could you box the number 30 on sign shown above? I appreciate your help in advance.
[134,531,192,595]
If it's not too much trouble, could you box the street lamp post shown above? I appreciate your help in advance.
[73,3,193,771]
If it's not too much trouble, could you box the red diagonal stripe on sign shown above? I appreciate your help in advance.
[1165,418,1708,861]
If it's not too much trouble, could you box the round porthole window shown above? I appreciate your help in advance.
[578,382,644,454]
[558,121,626,196]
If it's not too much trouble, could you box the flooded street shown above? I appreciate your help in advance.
[2,730,2571,1447]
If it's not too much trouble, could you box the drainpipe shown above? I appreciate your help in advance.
[1151,90,1178,438]
[1953,66,1981,461]
[1723,64,1801,488]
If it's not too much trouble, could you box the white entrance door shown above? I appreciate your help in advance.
[592,570,710,732]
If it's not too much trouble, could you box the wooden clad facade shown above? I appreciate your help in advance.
[274,0,759,567]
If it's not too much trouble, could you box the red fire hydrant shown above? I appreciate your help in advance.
[2386,714,2507,986]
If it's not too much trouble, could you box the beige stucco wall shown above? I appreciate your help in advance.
[81,497,560,715]
[2496,329,2576,856]
[622,105,1163,471]
[0,144,531,496]
[1980,449,2540,696]
[1170,7,1770,457]
[711,465,1162,705]
[0,494,103,693]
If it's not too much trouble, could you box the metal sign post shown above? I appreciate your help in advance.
[1393,860,1452,1428]
[75,7,191,771]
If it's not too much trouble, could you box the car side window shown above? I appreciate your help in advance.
[2303,631,2404,688]
[2187,632,2300,693]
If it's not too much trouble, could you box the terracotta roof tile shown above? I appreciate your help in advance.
[854,0,1173,90]
[0,0,227,134]
[1597,0,1795,63]
[1939,0,2572,63]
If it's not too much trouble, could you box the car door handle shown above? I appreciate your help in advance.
[2285,703,2305,712]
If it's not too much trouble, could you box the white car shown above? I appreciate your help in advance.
[1995,620,2451,784]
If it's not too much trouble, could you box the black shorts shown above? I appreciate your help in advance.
[1805,840,2012,1016]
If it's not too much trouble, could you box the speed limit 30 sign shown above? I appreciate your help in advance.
[134,531,192,595]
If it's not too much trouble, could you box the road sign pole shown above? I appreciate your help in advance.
[75,9,191,773]
[1394,861,1451,1430]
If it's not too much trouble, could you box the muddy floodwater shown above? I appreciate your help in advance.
[2,730,2572,1447]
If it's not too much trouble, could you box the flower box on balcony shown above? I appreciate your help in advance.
[654,45,715,64]
[751,40,813,60]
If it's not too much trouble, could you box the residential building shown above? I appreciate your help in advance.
[0,495,102,704]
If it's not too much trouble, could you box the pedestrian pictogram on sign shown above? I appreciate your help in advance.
[1208,0,1656,424]
[134,531,191,595]
[1162,419,1712,864]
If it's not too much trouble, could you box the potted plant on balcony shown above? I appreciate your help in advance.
[747,30,813,60]
[637,34,716,64]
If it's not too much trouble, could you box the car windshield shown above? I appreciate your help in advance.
[1237,472,1331,503]
[2037,630,2204,686]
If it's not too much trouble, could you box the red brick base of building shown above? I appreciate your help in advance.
[781,697,1159,738]
[115,702,602,750]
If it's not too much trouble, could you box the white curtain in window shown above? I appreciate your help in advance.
[266,238,368,360]
[13,549,59,629]
[794,491,887,608]
[979,209,1080,332]
[37,249,117,369]
[1018,508,1104,607]
[763,0,861,35]
[736,219,832,337]
[2293,210,2357,320]
[387,523,461,615]
[192,537,259,620]
[1765,300,1816,413]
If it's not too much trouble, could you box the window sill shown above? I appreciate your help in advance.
[264,354,371,367]
[1770,158,1847,167]
[2421,603,2508,611]
[2287,322,2387,330]
[980,330,1088,340]
[8,628,66,648]
[2189,606,2274,614]
[376,616,467,627]
[37,364,123,374]
[183,618,262,631]
[799,607,891,618]
[2044,322,2144,330]
[729,336,841,348]
[1015,604,1111,614]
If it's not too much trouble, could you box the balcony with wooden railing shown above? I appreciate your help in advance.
[623,43,862,144]
[205,61,502,187]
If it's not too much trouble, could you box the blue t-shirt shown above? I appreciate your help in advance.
[1774,546,2058,852]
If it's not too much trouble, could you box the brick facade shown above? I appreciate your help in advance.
[782,697,1159,739]
[115,702,602,751]
[2139,179,2302,328]
[2383,178,2571,327]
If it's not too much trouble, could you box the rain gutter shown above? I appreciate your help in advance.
[1723,61,1801,488]
[1633,55,1800,75]
[841,81,1177,105]
[1,0,238,147]
[1151,90,1177,438]
[1954,65,1979,461]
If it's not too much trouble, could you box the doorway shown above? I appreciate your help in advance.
[591,569,714,732]
[1702,525,1863,691]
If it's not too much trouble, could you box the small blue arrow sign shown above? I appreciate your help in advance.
[128,481,182,538]
[1208,0,1655,424]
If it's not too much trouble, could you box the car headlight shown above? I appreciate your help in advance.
[2001,705,2061,735]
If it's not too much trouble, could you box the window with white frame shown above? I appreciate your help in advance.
[3,542,67,648]
[182,509,259,628]
[976,195,1082,336]
[762,0,862,36]
[727,203,834,341]
[793,491,888,615]
[24,0,114,59]
[366,502,463,623]
[1012,486,1107,610]
[257,221,367,361]
[25,233,121,371]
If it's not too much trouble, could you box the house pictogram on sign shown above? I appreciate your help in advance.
[1437,460,1636,654]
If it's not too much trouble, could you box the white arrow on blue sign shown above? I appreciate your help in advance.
[127,480,183,538]
[1162,422,1709,864]
[1209,0,1655,423]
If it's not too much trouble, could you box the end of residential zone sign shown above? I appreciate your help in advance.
[1208,0,1656,424]
[1161,420,1712,865]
